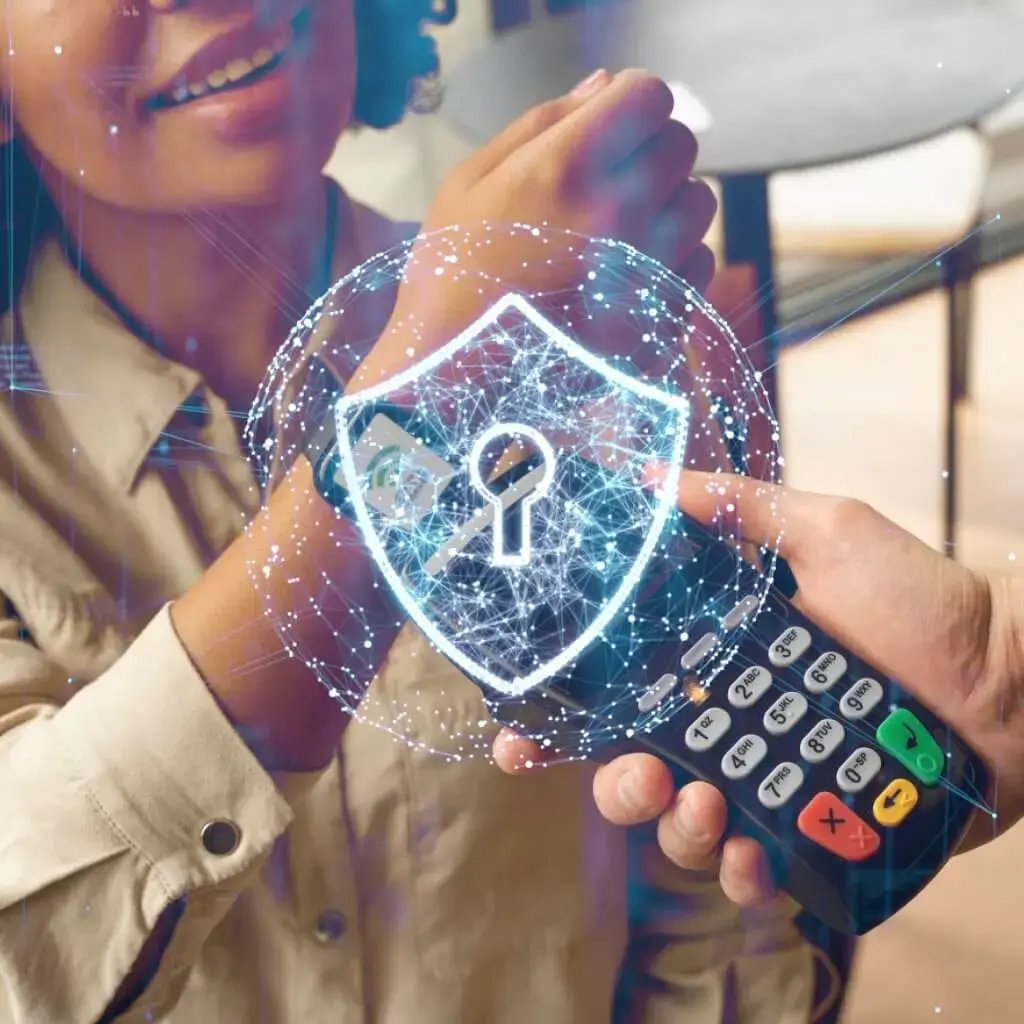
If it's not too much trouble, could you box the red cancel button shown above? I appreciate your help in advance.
[797,792,881,862]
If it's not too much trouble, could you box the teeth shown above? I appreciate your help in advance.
[159,18,297,108]
[225,57,254,83]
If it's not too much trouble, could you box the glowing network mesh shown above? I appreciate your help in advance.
[246,223,782,762]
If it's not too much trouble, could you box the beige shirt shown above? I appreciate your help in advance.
[0,226,821,1023]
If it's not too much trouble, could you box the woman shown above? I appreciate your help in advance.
[0,1,824,1021]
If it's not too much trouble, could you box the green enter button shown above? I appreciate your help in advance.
[876,709,945,786]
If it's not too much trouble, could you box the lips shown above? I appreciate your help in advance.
[143,5,311,112]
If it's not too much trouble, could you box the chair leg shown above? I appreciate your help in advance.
[941,227,981,556]
[947,230,980,405]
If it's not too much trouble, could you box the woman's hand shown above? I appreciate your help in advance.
[350,68,717,390]
[495,470,1024,906]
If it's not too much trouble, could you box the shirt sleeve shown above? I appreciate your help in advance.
[0,602,297,1024]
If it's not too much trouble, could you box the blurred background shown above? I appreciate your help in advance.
[327,2,1024,1020]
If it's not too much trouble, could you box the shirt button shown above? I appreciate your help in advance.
[314,909,347,944]
[200,819,240,856]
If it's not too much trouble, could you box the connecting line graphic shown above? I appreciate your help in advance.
[939,776,997,819]
[754,213,1005,378]
[804,214,1002,349]
[247,222,781,760]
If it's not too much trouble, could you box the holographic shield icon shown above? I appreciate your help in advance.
[333,294,690,697]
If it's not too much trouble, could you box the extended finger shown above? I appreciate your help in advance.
[655,780,729,871]
[643,468,828,566]
[593,752,676,825]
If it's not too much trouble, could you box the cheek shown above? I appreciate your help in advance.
[309,0,357,110]
[4,4,138,184]
[4,0,358,210]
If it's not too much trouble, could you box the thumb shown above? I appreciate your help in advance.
[644,466,826,566]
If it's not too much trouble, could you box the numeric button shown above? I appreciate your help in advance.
[685,707,731,752]
[681,633,719,670]
[721,734,768,780]
[637,673,678,713]
[839,677,884,720]
[727,666,773,709]
[758,762,805,808]
[836,747,883,793]
[768,626,811,667]
[803,652,847,694]
[722,595,758,630]
[799,718,846,763]
[763,691,808,735]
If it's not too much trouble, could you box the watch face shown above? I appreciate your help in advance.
[347,412,459,526]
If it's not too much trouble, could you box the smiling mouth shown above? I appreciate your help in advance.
[147,5,311,112]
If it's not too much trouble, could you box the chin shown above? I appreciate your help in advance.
[126,70,352,210]
[180,147,331,208]
[134,115,347,212]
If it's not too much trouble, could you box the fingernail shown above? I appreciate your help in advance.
[617,770,645,812]
[571,68,609,98]
[675,793,708,840]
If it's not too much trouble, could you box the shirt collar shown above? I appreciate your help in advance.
[19,235,205,494]
[17,189,415,495]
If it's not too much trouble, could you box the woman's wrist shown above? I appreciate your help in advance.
[171,455,399,772]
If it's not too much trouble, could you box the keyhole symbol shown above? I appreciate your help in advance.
[469,422,556,568]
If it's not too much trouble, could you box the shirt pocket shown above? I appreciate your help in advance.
[384,630,629,982]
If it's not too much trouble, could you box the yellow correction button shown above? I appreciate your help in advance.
[872,779,919,827]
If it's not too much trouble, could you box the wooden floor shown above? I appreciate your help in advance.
[779,256,1024,1023]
